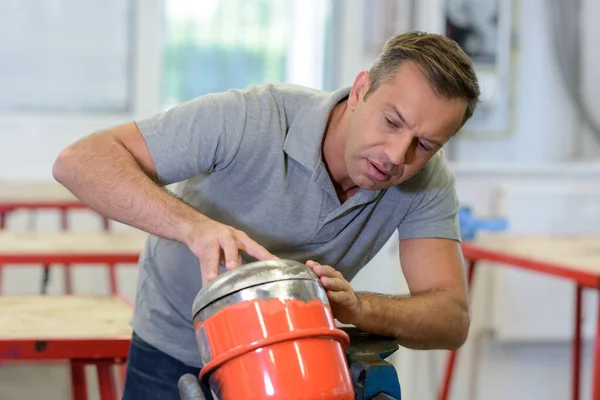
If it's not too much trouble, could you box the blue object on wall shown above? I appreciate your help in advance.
[459,206,508,240]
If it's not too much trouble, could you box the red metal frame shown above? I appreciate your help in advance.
[0,261,137,399]
[0,202,137,400]
[0,202,89,213]
[594,299,600,400]
[0,334,131,360]
[0,253,140,265]
[461,242,600,289]
[0,202,111,295]
[0,200,133,400]
[437,260,475,400]
[438,241,600,400]
[574,285,583,400]
[0,293,134,400]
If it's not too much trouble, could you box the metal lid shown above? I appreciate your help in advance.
[191,259,319,317]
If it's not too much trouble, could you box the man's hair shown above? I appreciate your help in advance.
[365,31,480,127]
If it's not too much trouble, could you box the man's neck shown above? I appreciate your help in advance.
[322,99,359,202]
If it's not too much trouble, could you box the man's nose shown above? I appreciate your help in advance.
[385,133,413,166]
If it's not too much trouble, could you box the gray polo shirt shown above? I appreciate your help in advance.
[132,83,460,368]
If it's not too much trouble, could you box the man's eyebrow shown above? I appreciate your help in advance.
[385,102,414,130]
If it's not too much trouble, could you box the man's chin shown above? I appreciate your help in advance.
[358,176,403,190]
[354,176,383,191]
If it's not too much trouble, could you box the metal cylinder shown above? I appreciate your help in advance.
[191,259,354,400]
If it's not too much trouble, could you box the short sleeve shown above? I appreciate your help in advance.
[134,90,247,185]
[397,153,461,242]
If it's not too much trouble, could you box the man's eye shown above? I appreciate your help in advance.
[417,140,433,151]
[385,117,399,129]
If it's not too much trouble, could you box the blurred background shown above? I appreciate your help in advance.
[0,0,599,399]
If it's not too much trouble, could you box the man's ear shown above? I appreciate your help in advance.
[347,71,371,111]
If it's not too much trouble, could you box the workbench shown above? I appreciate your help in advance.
[0,230,147,400]
[0,295,132,400]
[0,181,112,294]
[0,230,146,296]
[439,234,600,400]
[0,231,147,264]
[0,181,88,226]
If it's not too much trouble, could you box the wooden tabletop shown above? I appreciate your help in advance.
[0,296,132,339]
[464,234,600,287]
[0,181,78,203]
[469,235,600,275]
[0,230,148,264]
[0,230,148,255]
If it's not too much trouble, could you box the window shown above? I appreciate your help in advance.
[162,0,332,107]
[0,0,133,114]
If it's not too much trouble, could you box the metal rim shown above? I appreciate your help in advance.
[191,259,319,317]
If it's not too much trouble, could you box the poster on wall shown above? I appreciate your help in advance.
[445,0,514,136]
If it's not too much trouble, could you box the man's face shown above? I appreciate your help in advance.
[345,62,467,190]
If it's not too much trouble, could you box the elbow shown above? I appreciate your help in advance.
[52,147,75,185]
[446,307,471,351]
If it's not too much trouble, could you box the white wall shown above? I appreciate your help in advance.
[579,0,600,159]
[451,0,581,162]
[0,0,162,181]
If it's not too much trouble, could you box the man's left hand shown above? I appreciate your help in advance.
[305,260,362,325]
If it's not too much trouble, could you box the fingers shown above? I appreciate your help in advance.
[198,242,220,287]
[238,232,279,261]
[306,260,351,291]
[219,234,241,270]
[305,260,361,324]
[191,225,278,287]
[326,289,353,304]
[321,275,353,292]
[306,260,340,278]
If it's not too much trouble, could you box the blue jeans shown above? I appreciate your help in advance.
[122,331,213,400]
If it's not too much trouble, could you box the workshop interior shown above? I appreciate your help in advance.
[0,0,599,399]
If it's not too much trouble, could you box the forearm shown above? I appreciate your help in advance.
[353,290,470,350]
[53,133,201,244]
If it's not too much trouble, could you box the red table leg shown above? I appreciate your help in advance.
[438,260,476,400]
[103,216,117,296]
[593,293,600,400]
[438,349,458,400]
[64,265,74,294]
[573,285,582,400]
[60,208,75,295]
[71,361,88,400]
[97,363,118,400]
[103,217,110,232]
[120,363,128,391]
[0,210,5,296]
[108,264,118,296]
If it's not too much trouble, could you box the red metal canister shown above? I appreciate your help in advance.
[191,259,354,399]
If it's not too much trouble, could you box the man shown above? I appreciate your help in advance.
[53,31,480,399]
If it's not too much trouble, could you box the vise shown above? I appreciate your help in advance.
[344,327,402,400]
[459,206,508,240]
[179,326,402,400]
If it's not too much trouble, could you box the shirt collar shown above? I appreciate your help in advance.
[283,86,382,206]
[283,86,351,173]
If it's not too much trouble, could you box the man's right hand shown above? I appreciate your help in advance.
[184,216,278,286]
